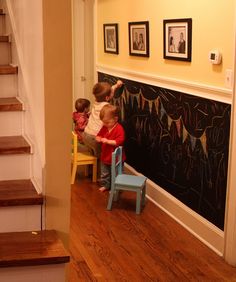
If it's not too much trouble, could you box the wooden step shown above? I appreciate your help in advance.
[0,9,4,14]
[0,230,70,267]
[0,35,9,42]
[0,179,43,206]
[0,97,22,111]
[0,65,18,75]
[0,136,30,155]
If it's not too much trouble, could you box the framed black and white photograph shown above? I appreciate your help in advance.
[129,21,149,57]
[103,23,119,54]
[163,18,192,61]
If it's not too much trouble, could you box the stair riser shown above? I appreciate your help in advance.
[0,111,22,135]
[0,264,66,282]
[0,42,11,64]
[0,155,30,180]
[0,205,41,232]
[0,74,18,97]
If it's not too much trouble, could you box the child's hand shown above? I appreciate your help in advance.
[96,136,102,142]
[101,137,108,143]
[101,138,116,145]
[116,80,123,88]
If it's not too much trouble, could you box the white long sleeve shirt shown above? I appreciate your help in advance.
[84,101,109,136]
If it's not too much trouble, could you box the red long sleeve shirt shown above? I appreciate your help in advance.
[97,123,126,165]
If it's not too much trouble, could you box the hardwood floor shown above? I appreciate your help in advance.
[69,177,236,281]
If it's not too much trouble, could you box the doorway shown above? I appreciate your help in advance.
[72,0,95,106]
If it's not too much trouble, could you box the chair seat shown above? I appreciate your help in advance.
[76,152,96,162]
[115,174,146,188]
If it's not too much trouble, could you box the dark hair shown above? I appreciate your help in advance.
[99,104,120,120]
[93,82,112,102]
[75,98,90,113]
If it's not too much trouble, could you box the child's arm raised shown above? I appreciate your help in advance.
[110,80,123,99]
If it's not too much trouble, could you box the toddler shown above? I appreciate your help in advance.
[72,98,90,143]
[96,104,126,192]
[83,80,123,158]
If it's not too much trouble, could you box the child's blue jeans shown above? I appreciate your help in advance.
[100,162,111,190]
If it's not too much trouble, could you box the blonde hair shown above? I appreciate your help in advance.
[93,82,112,102]
[99,104,120,120]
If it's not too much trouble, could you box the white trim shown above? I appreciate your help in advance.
[94,0,98,84]
[223,4,236,266]
[16,96,25,111]
[96,64,232,104]
[23,133,34,155]
[147,195,223,256]
[124,162,224,255]
[30,176,42,196]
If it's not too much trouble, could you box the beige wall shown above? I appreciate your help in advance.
[43,0,72,246]
[97,0,235,88]
[96,0,236,263]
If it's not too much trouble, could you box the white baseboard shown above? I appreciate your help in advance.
[124,163,224,256]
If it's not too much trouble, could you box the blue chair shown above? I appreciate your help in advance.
[107,146,147,214]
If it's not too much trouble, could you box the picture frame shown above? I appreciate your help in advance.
[129,21,149,57]
[163,18,192,62]
[103,23,119,54]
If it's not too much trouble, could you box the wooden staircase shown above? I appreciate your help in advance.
[0,7,69,282]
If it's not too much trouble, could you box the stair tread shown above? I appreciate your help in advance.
[0,230,70,267]
[0,179,43,206]
[0,35,9,42]
[0,9,4,15]
[0,136,30,155]
[0,65,18,75]
[0,97,23,111]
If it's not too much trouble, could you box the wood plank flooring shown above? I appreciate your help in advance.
[69,177,236,281]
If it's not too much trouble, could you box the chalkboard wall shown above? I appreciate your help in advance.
[98,72,231,230]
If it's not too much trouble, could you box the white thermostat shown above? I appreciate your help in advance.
[209,50,222,64]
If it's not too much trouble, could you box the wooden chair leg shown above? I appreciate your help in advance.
[136,190,141,214]
[92,162,97,182]
[71,164,77,184]
[85,165,90,177]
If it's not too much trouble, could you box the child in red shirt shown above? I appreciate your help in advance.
[96,104,125,192]
[72,98,90,143]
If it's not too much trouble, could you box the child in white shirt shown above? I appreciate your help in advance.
[83,80,123,158]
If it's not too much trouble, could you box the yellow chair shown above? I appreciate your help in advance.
[71,131,97,184]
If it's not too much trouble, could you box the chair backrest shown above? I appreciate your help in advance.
[111,146,123,190]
